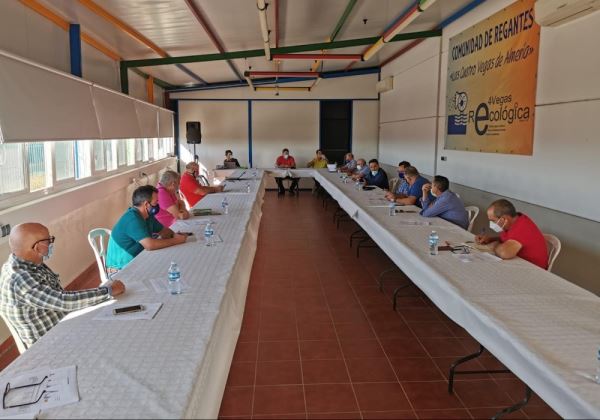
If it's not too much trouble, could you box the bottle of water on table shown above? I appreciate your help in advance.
[204,222,215,247]
[388,202,396,216]
[168,261,181,295]
[221,196,229,215]
[429,230,439,256]
[246,182,251,193]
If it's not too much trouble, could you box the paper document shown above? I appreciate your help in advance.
[0,365,79,418]
[397,220,431,226]
[93,302,163,321]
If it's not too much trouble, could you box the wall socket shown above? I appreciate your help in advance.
[1,224,11,238]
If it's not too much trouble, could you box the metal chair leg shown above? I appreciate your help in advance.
[349,229,366,248]
[392,284,411,311]
[377,267,399,292]
[492,386,532,419]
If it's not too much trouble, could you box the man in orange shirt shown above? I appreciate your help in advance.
[274,148,299,195]
[179,162,224,207]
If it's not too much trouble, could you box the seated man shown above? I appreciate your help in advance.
[180,162,224,207]
[351,158,369,180]
[106,185,187,271]
[363,159,389,190]
[420,176,469,230]
[307,149,328,169]
[339,153,357,174]
[0,223,125,349]
[386,166,429,208]
[388,161,411,197]
[275,148,300,195]
[476,199,548,269]
[224,149,241,168]
[156,170,190,228]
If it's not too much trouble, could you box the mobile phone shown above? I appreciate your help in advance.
[179,232,193,236]
[113,304,144,315]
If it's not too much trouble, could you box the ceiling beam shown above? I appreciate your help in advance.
[183,0,242,81]
[77,0,207,84]
[122,30,441,68]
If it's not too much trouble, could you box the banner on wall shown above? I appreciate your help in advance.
[445,0,540,155]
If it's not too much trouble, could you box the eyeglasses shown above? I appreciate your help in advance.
[3,375,48,409]
[31,236,55,249]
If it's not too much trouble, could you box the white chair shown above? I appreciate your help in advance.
[543,233,562,272]
[0,313,27,354]
[465,205,480,233]
[88,228,112,284]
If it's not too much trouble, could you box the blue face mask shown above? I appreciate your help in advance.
[43,243,54,262]
[398,172,405,179]
[148,203,160,216]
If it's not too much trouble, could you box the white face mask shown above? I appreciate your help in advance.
[430,190,437,198]
[357,165,363,170]
[283,154,289,159]
[371,170,378,176]
[42,243,54,261]
[489,219,504,233]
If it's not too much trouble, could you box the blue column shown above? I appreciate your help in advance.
[69,24,82,77]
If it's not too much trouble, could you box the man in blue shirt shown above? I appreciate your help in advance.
[340,153,357,174]
[351,159,369,180]
[386,160,411,199]
[363,159,389,190]
[388,166,429,208]
[106,185,188,271]
[420,175,469,229]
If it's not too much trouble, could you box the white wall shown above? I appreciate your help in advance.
[379,2,600,293]
[172,74,380,176]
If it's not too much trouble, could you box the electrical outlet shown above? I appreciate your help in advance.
[1,224,11,238]
[440,156,447,161]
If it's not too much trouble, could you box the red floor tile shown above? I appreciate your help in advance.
[255,361,302,386]
[353,382,412,412]
[409,322,455,338]
[302,359,350,384]
[361,410,417,419]
[335,323,376,340]
[307,412,361,419]
[345,358,397,383]
[339,339,386,359]
[415,408,472,419]
[401,381,464,410]
[419,338,470,358]
[389,357,445,382]
[258,341,300,361]
[233,341,258,362]
[453,379,513,408]
[253,385,305,416]
[226,362,256,387]
[305,383,358,413]
[298,322,337,340]
[299,340,343,360]
[219,386,254,417]
[379,337,428,359]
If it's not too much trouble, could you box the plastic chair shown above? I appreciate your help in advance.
[543,233,562,272]
[465,206,480,233]
[88,228,112,284]
[0,313,27,354]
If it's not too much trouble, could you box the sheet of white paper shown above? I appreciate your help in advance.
[397,220,432,226]
[0,366,78,418]
[93,302,163,321]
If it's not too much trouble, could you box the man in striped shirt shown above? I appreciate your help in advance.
[0,223,125,350]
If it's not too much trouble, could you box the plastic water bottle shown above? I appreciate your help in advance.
[204,222,215,247]
[221,197,229,215]
[429,231,439,255]
[388,202,396,216]
[246,182,251,193]
[595,348,600,384]
[167,262,181,295]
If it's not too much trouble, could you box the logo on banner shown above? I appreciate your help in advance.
[447,91,468,135]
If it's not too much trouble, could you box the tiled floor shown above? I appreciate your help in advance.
[220,191,561,419]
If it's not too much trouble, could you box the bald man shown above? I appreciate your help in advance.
[179,161,224,207]
[0,223,125,350]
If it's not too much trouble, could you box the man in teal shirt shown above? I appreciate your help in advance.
[106,185,187,271]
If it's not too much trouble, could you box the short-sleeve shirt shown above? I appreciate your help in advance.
[408,175,429,208]
[106,207,164,270]
[500,213,548,269]
[276,155,296,168]
[180,172,205,208]
[155,183,178,227]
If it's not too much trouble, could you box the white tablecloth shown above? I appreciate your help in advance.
[0,172,266,419]
[314,169,600,419]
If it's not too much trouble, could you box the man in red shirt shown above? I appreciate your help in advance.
[274,148,300,195]
[179,162,224,208]
[476,199,548,269]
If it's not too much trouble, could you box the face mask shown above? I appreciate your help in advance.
[489,219,504,233]
[43,243,54,262]
[398,172,405,179]
[148,203,160,216]
[371,170,378,176]
[430,190,437,198]
[283,154,289,159]
[357,165,363,170]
